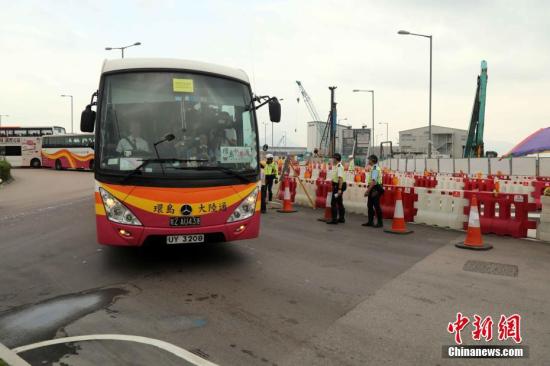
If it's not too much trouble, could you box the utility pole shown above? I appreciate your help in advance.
[328,86,337,156]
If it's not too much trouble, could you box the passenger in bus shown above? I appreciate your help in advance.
[116,124,150,155]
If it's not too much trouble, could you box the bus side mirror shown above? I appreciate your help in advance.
[269,98,281,123]
[81,105,96,132]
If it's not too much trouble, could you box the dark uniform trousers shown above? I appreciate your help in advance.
[331,182,345,221]
[367,185,383,225]
[265,175,276,201]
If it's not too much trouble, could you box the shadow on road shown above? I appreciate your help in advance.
[101,242,249,275]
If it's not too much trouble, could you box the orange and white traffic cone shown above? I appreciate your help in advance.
[384,189,413,234]
[455,195,492,250]
[318,191,332,222]
[278,181,297,213]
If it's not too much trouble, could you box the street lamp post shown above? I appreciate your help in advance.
[0,114,8,128]
[60,95,73,133]
[379,122,389,141]
[352,89,375,154]
[398,29,433,158]
[105,42,142,58]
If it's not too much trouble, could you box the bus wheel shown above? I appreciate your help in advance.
[30,158,41,168]
[89,159,94,170]
[55,159,63,170]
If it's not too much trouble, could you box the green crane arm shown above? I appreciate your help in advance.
[464,60,488,158]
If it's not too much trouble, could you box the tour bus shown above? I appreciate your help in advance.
[80,58,280,246]
[42,133,95,170]
[0,136,42,167]
[0,126,67,167]
[0,126,66,137]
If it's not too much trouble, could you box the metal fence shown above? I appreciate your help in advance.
[379,157,550,177]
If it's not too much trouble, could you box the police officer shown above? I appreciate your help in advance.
[362,154,384,227]
[327,153,346,224]
[260,162,267,213]
[264,154,278,202]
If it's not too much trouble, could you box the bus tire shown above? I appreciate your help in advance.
[30,158,41,168]
[89,159,95,170]
[55,159,63,170]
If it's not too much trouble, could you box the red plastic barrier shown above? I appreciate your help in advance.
[464,178,495,192]
[315,179,331,208]
[380,186,417,222]
[414,176,437,188]
[463,191,537,238]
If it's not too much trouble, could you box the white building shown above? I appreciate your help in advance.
[399,125,468,158]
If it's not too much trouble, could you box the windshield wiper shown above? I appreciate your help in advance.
[121,158,202,182]
[172,165,256,183]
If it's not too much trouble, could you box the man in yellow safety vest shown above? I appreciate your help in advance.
[260,162,267,213]
[327,153,346,224]
[264,154,278,202]
[362,154,384,227]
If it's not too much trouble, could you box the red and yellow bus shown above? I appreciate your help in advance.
[41,133,95,170]
[80,58,280,246]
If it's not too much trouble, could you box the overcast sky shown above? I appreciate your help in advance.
[1,0,549,153]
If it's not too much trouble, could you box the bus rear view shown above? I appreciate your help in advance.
[81,58,280,246]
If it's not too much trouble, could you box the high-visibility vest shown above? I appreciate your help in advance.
[332,163,344,183]
[265,162,278,177]
[367,164,383,185]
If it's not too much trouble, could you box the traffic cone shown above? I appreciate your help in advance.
[384,189,413,234]
[277,180,297,213]
[455,195,492,250]
[318,191,332,222]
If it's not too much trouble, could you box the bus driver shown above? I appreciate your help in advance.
[116,124,150,155]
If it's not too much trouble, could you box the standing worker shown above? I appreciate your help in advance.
[362,155,384,227]
[260,161,267,213]
[264,154,278,202]
[327,153,346,224]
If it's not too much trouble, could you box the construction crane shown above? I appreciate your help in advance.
[296,81,331,155]
[463,60,488,158]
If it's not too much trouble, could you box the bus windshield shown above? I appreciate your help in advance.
[98,72,258,177]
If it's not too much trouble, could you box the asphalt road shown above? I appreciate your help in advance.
[1,169,548,365]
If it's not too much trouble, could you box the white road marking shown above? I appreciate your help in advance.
[0,342,31,366]
[12,334,219,366]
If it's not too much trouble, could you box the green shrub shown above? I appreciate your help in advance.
[0,159,11,182]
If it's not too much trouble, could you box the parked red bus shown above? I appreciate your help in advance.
[41,133,95,170]
[80,58,280,246]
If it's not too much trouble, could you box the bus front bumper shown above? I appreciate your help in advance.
[96,213,260,246]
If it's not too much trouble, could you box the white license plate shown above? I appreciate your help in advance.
[166,234,205,244]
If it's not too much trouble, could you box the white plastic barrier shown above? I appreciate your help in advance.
[436,177,465,191]
[294,179,317,207]
[311,168,320,181]
[343,182,368,215]
[414,188,468,230]
[537,196,550,242]
[496,179,535,203]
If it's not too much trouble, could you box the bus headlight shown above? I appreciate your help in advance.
[227,187,259,223]
[99,188,142,226]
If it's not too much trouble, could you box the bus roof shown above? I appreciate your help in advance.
[102,58,250,84]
